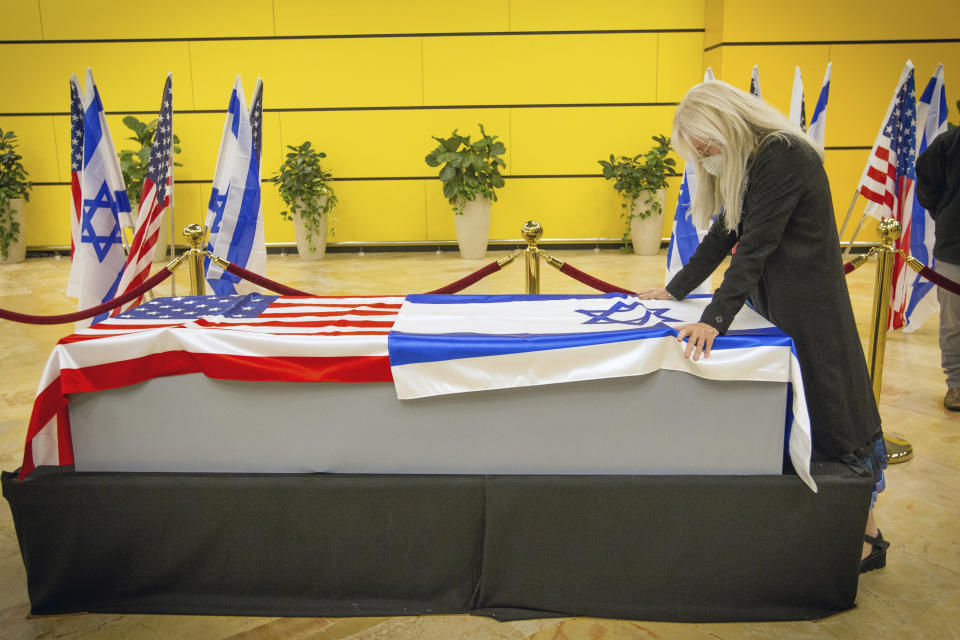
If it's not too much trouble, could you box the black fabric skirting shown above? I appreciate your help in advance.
[3,462,872,622]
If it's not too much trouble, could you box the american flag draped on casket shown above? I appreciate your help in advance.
[20,293,816,491]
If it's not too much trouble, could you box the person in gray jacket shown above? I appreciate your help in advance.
[640,80,888,572]
[916,125,960,410]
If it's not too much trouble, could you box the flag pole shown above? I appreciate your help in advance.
[168,151,176,297]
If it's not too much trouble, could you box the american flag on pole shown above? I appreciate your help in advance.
[65,75,84,298]
[18,294,402,479]
[904,63,948,332]
[789,66,806,132]
[112,74,174,314]
[665,68,715,292]
[807,63,832,149]
[750,65,762,97]
[857,61,918,330]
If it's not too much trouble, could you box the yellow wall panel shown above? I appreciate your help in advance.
[38,0,274,40]
[703,0,722,49]
[167,112,283,182]
[824,149,882,244]
[0,0,43,40]
[718,0,960,42]
[657,32,705,102]
[275,0,510,36]
[829,43,960,147]
[277,110,511,179]
[23,185,70,246]
[714,46,832,119]
[0,43,194,113]
[703,48,721,78]
[0,116,60,183]
[329,181,427,242]
[510,106,675,175]
[188,39,423,110]
[495,178,622,240]
[509,0,704,31]
[422,34,659,106]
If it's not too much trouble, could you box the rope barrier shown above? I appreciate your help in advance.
[912,263,960,297]
[0,267,174,325]
[426,260,502,294]
[218,259,316,297]
[558,261,635,294]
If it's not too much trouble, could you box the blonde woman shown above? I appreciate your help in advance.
[639,80,888,573]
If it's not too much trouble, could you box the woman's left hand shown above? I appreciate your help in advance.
[676,322,719,361]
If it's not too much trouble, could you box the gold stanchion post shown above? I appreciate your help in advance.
[866,218,913,463]
[183,224,207,297]
[521,220,543,294]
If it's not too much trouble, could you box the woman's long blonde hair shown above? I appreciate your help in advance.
[672,80,824,230]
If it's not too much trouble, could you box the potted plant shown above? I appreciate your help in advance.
[425,124,506,259]
[0,128,33,264]
[599,135,679,255]
[118,115,182,262]
[270,141,338,261]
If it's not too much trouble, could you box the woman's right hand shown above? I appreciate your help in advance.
[637,287,672,300]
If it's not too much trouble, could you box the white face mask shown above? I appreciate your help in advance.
[700,154,724,177]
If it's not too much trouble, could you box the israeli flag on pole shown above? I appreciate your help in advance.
[807,63,832,149]
[204,76,266,295]
[388,293,816,492]
[72,68,132,328]
[904,63,948,332]
[789,66,806,132]
[665,68,715,292]
[750,65,762,97]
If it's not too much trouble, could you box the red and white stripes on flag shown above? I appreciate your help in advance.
[66,75,85,298]
[112,74,174,314]
[19,294,403,479]
[857,61,918,330]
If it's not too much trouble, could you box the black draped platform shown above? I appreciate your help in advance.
[3,462,872,622]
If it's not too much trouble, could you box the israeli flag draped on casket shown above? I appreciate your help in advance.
[388,293,816,492]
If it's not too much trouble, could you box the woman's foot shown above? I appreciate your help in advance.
[861,530,889,573]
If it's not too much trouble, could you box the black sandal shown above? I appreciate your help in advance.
[860,530,890,574]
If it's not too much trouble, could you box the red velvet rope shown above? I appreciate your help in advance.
[843,261,856,274]
[919,265,960,297]
[425,261,501,294]
[222,262,316,296]
[558,262,635,295]
[0,268,173,325]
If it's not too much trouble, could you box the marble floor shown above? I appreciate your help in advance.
[1,247,958,640]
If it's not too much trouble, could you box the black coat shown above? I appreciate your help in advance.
[666,135,881,459]
[916,125,960,264]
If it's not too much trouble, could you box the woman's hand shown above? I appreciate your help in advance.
[676,322,719,361]
[637,287,672,300]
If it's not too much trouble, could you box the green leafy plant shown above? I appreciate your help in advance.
[118,115,182,207]
[269,141,338,250]
[599,135,679,250]
[425,124,506,214]
[0,128,33,260]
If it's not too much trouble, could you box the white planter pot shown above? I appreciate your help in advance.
[292,196,329,261]
[629,189,666,256]
[454,197,491,260]
[0,198,26,264]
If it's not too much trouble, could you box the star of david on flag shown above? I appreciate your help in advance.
[70,68,132,328]
[204,76,266,295]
